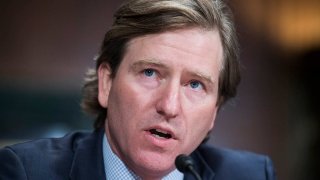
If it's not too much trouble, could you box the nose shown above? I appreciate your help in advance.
[155,82,181,119]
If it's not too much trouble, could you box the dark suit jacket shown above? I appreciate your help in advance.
[0,130,276,180]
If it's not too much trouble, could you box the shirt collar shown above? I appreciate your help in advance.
[102,134,184,180]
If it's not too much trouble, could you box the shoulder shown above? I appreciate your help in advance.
[0,130,101,180]
[197,144,268,165]
[5,131,93,158]
[193,144,276,180]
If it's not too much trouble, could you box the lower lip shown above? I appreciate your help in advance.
[144,131,176,148]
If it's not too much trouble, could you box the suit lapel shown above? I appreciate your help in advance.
[183,148,215,180]
[69,129,106,180]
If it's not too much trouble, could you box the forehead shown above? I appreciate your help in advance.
[121,27,223,77]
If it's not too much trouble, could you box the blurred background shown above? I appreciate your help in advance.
[0,0,319,179]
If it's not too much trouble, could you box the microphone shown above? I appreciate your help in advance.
[175,154,202,180]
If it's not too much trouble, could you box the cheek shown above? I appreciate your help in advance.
[190,113,214,136]
[108,82,135,121]
[107,79,152,126]
[185,93,217,126]
[186,118,214,152]
[106,82,141,150]
[184,102,217,146]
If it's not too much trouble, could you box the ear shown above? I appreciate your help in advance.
[98,63,112,108]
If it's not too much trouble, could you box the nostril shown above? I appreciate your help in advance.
[156,109,166,116]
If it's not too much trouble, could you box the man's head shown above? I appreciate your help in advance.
[81,0,240,178]
[82,0,240,129]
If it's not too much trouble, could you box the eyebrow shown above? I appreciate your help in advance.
[130,59,169,71]
[189,71,215,86]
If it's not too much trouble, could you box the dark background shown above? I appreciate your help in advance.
[1,0,319,179]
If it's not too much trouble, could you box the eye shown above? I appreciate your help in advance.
[189,80,204,90]
[143,68,156,77]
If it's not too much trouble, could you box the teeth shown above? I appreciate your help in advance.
[155,129,168,134]
[152,134,162,138]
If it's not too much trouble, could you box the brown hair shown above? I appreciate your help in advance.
[81,0,240,129]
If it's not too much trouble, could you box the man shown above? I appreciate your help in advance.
[0,0,276,179]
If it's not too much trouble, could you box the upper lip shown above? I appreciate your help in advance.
[145,125,177,140]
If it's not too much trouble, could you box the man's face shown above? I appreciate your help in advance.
[98,27,223,178]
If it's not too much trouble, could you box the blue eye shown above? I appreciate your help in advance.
[144,69,155,77]
[189,81,203,90]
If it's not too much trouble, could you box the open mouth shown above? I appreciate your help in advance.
[149,129,172,139]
